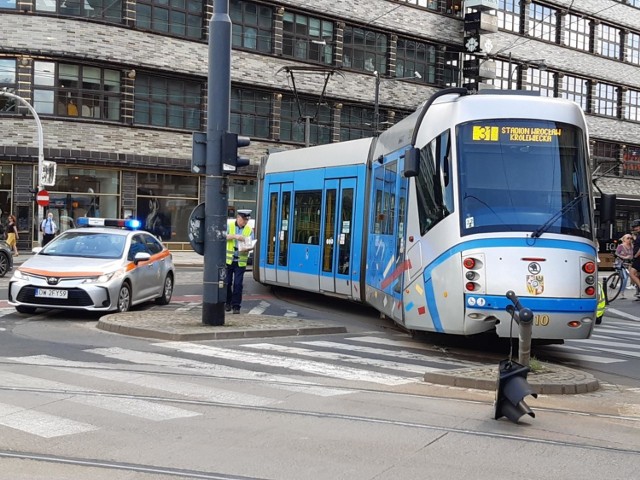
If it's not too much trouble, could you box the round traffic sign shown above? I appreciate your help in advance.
[36,189,50,207]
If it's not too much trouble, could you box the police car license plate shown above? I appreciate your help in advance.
[35,288,68,299]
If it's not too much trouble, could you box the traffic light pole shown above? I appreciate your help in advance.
[202,0,231,326]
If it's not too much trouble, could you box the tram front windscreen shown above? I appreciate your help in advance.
[457,119,592,239]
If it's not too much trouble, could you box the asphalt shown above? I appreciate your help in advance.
[10,250,622,396]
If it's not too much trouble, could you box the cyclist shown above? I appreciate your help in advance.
[614,233,634,298]
[628,220,640,298]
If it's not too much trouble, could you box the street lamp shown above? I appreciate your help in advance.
[374,70,422,134]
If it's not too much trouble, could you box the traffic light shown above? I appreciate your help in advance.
[191,132,207,174]
[221,131,251,173]
[494,359,537,423]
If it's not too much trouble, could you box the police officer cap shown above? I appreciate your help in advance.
[237,209,251,218]
[632,219,640,228]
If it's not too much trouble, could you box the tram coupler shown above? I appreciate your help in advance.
[505,290,534,367]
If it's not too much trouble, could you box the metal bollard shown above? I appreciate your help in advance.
[506,290,534,367]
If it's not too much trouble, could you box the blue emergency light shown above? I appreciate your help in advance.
[77,217,141,230]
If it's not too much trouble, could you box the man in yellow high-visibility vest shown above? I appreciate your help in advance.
[225,210,254,314]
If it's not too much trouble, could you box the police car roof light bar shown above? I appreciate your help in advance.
[77,217,142,230]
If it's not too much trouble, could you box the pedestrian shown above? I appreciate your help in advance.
[40,211,58,247]
[614,234,634,298]
[627,220,640,297]
[6,214,18,256]
[224,210,254,314]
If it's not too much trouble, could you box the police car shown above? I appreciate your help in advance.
[8,217,175,314]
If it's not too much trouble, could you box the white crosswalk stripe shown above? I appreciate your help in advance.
[0,402,98,438]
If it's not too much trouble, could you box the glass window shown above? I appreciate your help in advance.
[458,120,591,239]
[497,0,519,33]
[137,174,199,242]
[371,162,396,235]
[340,104,375,141]
[134,74,202,129]
[293,191,322,244]
[625,89,640,122]
[523,67,554,97]
[137,0,204,39]
[560,75,589,111]
[230,0,273,53]
[230,87,271,139]
[35,0,122,23]
[598,24,621,59]
[33,61,121,120]
[443,52,461,88]
[0,165,13,228]
[594,83,617,117]
[280,95,332,145]
[395,38,436,84]
[393,0,439,11]
[593,140,621,176]
[0,0,16,9]
[343,26,388,74]
[487,59,511,90]
[623,145,640,177]
[626,31,640,65]
[563,14,590,52]
[0,59,16,113]
[528,2,556,42]
[282,11,333,64]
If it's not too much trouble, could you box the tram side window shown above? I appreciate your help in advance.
[416,130,454,235]
[372,162,397,234]
[293,190,322,244]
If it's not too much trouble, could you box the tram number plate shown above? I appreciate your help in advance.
[534,314,550,326]
[35,288,68,299]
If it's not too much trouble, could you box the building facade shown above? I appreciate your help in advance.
[1,0,640,251]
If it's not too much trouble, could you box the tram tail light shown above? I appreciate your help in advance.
[567,321,581,328]
[584,286,595,296]
[582,261,596,274]
[465,282,477,291]
[463,258,476,269]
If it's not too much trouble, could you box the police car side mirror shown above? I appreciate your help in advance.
[133,252,151,264]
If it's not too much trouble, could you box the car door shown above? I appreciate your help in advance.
[127,234,156,301]
[143,233,166,297]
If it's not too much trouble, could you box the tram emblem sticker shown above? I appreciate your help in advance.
[526,275,544,295]
[527,262,541,275]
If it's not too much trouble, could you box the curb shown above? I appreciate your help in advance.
[424,364,600,395]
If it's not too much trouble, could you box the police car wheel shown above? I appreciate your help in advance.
[116,282,132,313]
[155,273,173,305]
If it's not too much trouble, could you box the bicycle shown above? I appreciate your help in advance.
[604,261,634,302]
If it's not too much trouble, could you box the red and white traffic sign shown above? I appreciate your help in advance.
[36,189,49,207]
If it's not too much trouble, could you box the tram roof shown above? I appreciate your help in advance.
[264,136,374,174]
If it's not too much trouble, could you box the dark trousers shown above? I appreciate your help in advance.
[226,261,246,308]
[42,233,55,247]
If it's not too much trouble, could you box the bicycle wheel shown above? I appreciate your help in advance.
[605,272,622,302]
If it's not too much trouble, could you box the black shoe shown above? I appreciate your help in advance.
[232,308,240,314]
[225,304,232,312]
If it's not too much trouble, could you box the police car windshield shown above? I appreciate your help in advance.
[40,232,126,259]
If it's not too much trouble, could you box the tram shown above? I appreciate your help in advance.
[254,89,598,341]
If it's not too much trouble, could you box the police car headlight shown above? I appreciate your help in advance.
[83,268,126,284]
[13,270,28,281]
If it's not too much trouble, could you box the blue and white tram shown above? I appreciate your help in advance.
[254,89,598,341]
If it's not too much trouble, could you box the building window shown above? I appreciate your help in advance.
[594,83,617,117]
[496,0,519,33]
[134,74,202,130]
[625,89,640,122]
[592,140,620,174]
[280,95,332,145]
[488,59,511,90]
[563,14,590,52]
[626,31,640,65]
[394,0,439,11]
[230,87,271,139]
[230,0,272,52]
[138,173,199,242]
[48,167,120,233]
[0,0,16,9]
[340,104,374,141]
[282,12,333,64]
[33,61,121,120]
[523,68,554,97]
[528,3,556,42]
[395,38,436,83]
[598,24,621,59]
[443,52,461,87]
[136,0,204,40]
[0,58,16,112]
[35,0,122,22]
[343,26,388,74]
[623,146,640,177]
[560,75,589,111]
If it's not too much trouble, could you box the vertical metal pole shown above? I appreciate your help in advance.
[202,0,231,326]
[373,71,380,135]
[507,52,513,90]
[518,318,533,367]
[304,116,311,147]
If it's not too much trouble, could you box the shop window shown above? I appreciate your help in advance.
[136,0,204,39]
[35,0,123,23]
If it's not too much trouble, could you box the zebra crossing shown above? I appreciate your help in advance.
[0,334,472,439]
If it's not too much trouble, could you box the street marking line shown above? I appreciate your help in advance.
[248,301,269,315]
[0,402,98,438]
[543,346,625,364]
[67,395,201,421]
[156,342,417,386]
[605,307,640,322]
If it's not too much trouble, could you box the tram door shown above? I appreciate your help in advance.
[264,182,292,284]
[320,178,356,296]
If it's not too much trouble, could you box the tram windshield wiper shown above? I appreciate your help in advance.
[531,193,587,239]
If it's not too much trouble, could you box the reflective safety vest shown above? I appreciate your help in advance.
[597,280,606,319]
[226,220,253,267]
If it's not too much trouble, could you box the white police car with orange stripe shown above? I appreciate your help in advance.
[8,217,175,314]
